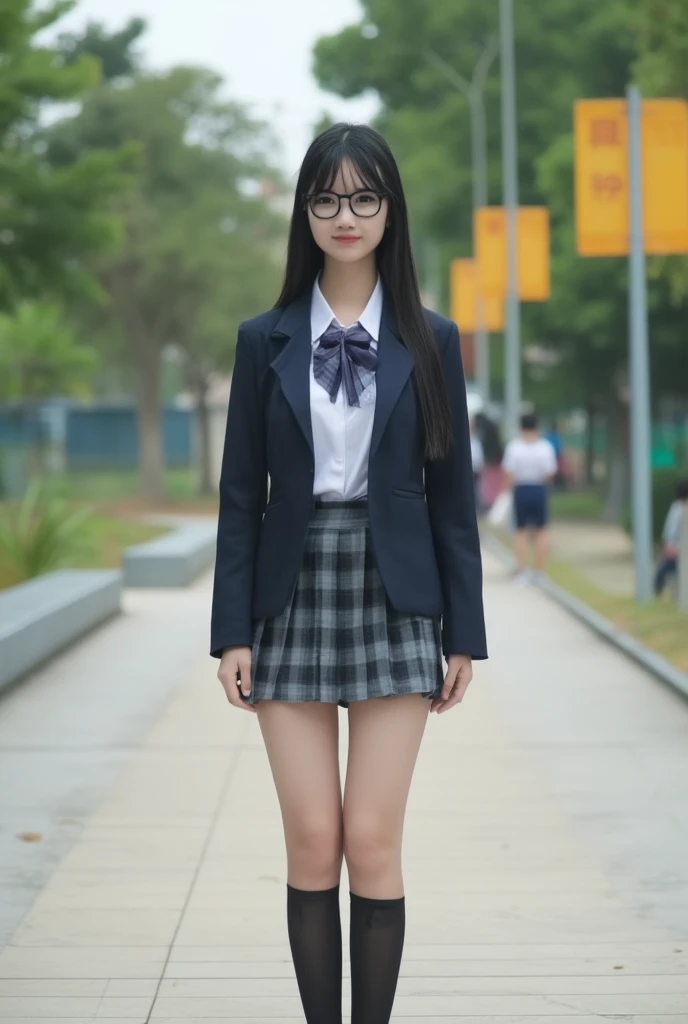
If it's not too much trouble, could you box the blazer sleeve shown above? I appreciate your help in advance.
[210,324,267,658]
[424,320,488,660]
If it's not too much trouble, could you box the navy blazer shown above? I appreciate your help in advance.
[210,290,487,662]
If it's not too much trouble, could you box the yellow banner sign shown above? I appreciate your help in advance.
[574,98,688,256]
[450,258,504,333]
[574,99,628,256]
[475,207,551,301]
[643,100,688,254]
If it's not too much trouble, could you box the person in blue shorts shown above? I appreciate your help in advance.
[501,411,557,583]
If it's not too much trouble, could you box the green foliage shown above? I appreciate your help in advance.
[0,302,99,401]
[0,480,95,580]
[45,54,285,497]
[311,0,688,415]
[57,16,146,81]
[0,1,132,308]
[632,0,688,301]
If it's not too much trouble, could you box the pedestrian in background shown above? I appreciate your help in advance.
[211,122,487,1024]
[654,478,688,596]
[545,419,566,489]
[470,417,485,513]
[501,411,557,584]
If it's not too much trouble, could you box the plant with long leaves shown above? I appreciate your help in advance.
[0,481,95,581]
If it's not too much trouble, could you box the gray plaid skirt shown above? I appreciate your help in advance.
[249,500,444,707]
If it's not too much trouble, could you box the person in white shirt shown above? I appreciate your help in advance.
[654,479,688,595]
[501,411,557,582]
[470,418,485,512]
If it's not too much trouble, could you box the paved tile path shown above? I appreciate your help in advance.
[1,551,687,1021]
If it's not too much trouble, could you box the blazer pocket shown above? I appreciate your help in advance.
[392,487,426,499]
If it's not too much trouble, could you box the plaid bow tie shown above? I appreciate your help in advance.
[313,321,379,406]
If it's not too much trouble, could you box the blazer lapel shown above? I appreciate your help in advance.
[370,299,414,464]
[270,293,314,455]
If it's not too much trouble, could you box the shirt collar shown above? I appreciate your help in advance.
[310,274,383,343]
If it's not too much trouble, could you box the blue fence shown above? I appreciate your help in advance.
[66,407,193,469]
[0,404,194,470]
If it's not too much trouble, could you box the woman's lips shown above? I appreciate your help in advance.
[333,236,361,244]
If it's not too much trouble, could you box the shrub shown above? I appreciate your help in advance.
[0,481,95,581]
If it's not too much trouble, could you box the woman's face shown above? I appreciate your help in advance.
[307,159,389,265]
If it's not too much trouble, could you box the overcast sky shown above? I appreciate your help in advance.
[53,0,379,179]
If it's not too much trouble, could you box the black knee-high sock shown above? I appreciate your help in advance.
[349,892,405,1024]
[286,883,342,1024]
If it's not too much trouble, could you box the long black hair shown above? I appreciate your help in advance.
[275,123,452,462]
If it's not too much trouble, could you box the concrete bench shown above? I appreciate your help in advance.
[0,569,122,693]
[122,523,217,588]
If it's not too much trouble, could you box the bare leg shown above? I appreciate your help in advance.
[534,527,549,572]
[257,701,343,1023]
[514,528,528,572]
[343,694,430,1024]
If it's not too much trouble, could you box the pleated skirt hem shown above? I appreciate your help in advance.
[249,500,444,709]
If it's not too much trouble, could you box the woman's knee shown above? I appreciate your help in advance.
[285,812,343,883]
[343,815,399,879]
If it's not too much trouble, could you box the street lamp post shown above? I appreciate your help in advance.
[423,40,498,406]
[500,0,521,441]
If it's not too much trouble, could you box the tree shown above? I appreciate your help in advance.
[0,0,131,309]
[0,302,98,401]
[48,64,284,499]
[58,16,146,81]
[632,0,688,302]
[0,301,99,472]
[312,0,688,520]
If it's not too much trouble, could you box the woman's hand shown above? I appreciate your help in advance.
[430,655,473,715]
[217,646,257,713]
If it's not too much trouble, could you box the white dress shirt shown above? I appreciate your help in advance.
[310,275,383,500]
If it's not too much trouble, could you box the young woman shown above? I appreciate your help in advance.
[210,123,487,1024]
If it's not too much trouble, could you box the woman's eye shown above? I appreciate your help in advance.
[314,194,335,205]
[356,193,376,203]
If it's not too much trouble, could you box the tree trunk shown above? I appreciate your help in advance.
[602,395,630,523]
[134,344,165,501]
[194,376,213,497]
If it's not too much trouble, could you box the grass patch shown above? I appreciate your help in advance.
[550,490,605,521]
[53,468,201,503]
[0,511,168,590]
[546,560,688,673]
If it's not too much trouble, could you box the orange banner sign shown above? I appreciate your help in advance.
[450,258,504,333]
[475,207,551,301]
[574,98,688,256]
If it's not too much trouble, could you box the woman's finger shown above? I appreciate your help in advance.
[440,664,459,702]
[217,661,257,713]
[435,664,473,714]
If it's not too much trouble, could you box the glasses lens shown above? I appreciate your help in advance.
[351,191,382,217]
[309,192,339,219]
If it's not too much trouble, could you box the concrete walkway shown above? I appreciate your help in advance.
[1,551,688,1021]
[549,519,635,597]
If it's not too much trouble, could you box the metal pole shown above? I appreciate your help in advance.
[500,0,521,440]
[471,89,490,406]
[471,47,495,407]
[424,42,497,406]
[627,85,653,602]
[678,505,688,611]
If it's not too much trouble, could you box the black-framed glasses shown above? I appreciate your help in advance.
[304,189,386,219]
